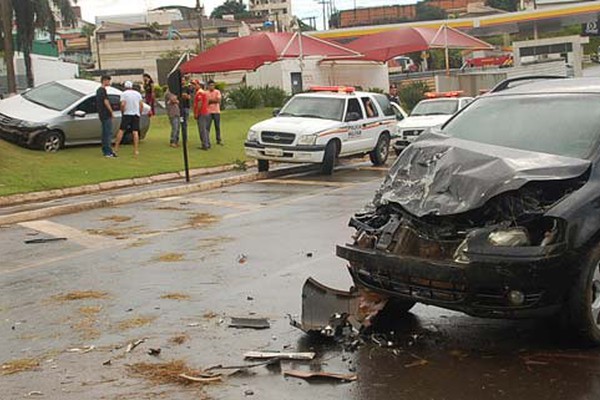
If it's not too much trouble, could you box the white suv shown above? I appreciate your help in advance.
[244,87,406,174]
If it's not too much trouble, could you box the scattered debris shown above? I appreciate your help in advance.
[148,348,162,357]
[126,339,146,353]
[237,254,248,264]
[203,311,218,319]
[160,293,191,301]
[179,373,222,383]
[187,323,201,328]
[306,252,313,258]
[128,360,219,386]
[67,345,95,354]
[51,291,109,302]
[189,213,220,227]
[27,391,43,396]
[1,358,39,375]
[102,360,112,366]
[404,359,429,368]
[117,316,156,331]
[24,237,67,244]
[87,225,145,239]
[246,296,254,301]
[244,351,315,361]
[244,389,255,396]
[100,215,132,223]
[155,253,185,263]
[169,334,189,345]
[229,317,270,330]
[283,370,358,383]
[204,359,280,375]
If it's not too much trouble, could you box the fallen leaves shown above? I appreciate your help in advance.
[189,213,220,227]
[1,358,39,375]
[160,293,191,301]
[169,334,189,345]
[51,291,109,302]
[116,316,157,331]
[155,253,185,263]
[128,360,221,386]
[100,215,133,223]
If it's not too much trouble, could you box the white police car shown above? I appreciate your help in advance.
[244,86,407,175]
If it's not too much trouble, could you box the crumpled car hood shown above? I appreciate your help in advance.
[374,132,591,217]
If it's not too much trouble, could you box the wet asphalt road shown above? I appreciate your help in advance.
[2,162,600,400]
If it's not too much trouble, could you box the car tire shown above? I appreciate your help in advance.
[369,133,390,166]
[258,160,269,172]
[567,242,600,346]
[321,140,338,175]
[38,130,64,152]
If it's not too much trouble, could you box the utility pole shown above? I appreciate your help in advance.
[196,0,205,53]
[317,0,331,30]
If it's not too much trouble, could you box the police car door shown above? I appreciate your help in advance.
[340,97,365,155]
[360,96,383,150]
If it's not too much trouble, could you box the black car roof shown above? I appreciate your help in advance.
[498,77,600,95]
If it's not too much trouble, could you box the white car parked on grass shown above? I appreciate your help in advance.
[393,92,473,155]
[244,87,408,175]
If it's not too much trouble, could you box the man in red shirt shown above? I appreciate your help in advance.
[193,80,210,150]
[206,80,223,145]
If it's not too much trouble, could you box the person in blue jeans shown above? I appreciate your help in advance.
[96,75,116,157]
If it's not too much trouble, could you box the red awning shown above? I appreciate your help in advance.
[181,32,362,74]
[344,25,493,62]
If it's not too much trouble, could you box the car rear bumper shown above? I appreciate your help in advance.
[245,141,325,163]
[336,244,569,319]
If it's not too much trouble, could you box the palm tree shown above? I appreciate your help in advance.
[0,0,16,93]
[11,0,77,88]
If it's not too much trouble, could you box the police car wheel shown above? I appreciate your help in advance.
[370,134,390,166]
[321,140,338,175]
[258,160,269,172]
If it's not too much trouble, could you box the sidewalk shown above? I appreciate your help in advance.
[0,163,317,226]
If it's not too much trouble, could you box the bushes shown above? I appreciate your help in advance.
[399,81,430,112]
[228,85,288,109]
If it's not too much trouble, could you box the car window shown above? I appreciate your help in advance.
[345,98,364,122]
[442,94,600,159]
[108,95,121,111]
[373,94,395,117]
[361,97,379,118]
[77,97,97,114]
[411,99,458,116]
[279,96,345,121]
[22,82,85,111]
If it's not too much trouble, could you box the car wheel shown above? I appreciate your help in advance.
[39,131,63,152]
[321,140,338,175]
[568,243,600,346]
[369,134,390,166]
[258,160,269,172]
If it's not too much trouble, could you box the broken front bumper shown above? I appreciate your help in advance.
[336,244,570,318]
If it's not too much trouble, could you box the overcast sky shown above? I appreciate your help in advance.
[76,0,414,28]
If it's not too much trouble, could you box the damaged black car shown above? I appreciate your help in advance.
[336,78,600,345]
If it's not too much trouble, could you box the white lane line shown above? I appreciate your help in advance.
[19,220,114,249]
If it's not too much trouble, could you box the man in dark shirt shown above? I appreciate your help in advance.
[387,83,400,106]
[96,75,116,157]
[180,75,194,141]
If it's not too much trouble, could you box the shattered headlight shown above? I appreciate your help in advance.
[488,228,530,247]
[247,129,259,142]
[297,134,318,146]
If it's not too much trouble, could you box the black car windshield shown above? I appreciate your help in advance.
[279,97,345,121]
[442,94,600,159]
[22,82,85,111]
[411,99,458,116]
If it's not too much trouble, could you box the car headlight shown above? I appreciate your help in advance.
[297,134,318,146]
[488,228,530,247]
[247,129,259,142]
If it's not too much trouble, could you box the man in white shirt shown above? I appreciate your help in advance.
[114,81,144,157]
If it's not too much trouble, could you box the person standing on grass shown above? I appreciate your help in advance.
[206,80,223,145]
[193,80,211,150]
[113,81,144,157]
[142,73,156,116]
[96,75,116,158]
[165,89,180,148]
[180,75,194,143]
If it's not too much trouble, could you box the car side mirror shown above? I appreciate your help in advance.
[74,110,86,118]
[346,112,361,122]
[272,108,281,117]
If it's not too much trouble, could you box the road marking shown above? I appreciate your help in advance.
[258,179,352,187]
[19,220,114,249]
[186,197,260,211]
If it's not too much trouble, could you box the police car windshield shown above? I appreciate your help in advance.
[442,94,600,159]
[279,97,345,121]
[411,99,458,116]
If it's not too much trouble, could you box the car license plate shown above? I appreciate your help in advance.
[265,148,284,157]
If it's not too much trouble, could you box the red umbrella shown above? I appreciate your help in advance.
[345,25,493,62]
[181,32,362,74]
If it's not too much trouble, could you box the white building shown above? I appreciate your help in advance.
[249,0,292,30]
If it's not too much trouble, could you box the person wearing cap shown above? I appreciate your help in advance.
[113,80,144,157]
[192,80,211,150]
[206,80,223,145]
[388,84,400,105]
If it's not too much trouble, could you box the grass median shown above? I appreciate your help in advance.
[0,108,272,197]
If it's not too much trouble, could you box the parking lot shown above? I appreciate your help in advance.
[1,162,600,400]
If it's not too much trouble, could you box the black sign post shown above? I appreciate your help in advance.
[167,69,190,183]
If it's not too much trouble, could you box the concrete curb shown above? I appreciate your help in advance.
[0,161,256,208]
[0,164,316,226]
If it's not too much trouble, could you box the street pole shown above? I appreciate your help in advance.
[196,0,205,53]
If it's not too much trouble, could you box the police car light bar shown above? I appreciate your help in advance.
[310,86,356,94]
[424,91,464,98]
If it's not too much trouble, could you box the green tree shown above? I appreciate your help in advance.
[415,2,447,21]
[210,0,251,19]
[486,0,519,12]
[11,0,77,88]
